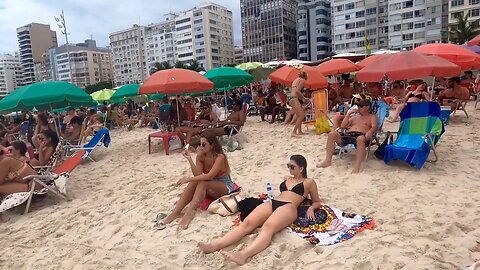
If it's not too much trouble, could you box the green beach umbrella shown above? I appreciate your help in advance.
[90,88,115,102]
[110,84,141,103]
[0,81,96,113]
[204,67,254,89]
[235,62,264,71]
[148,93,167,100]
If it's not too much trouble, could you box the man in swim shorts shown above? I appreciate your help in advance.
[318,99,378,174]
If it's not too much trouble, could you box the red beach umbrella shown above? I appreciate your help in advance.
[269,65,327,89]
[139,68,214,95]
[316,59,359,76]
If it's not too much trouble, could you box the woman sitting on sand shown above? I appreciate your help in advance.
[199,155,321,265]
[161,134,235,230]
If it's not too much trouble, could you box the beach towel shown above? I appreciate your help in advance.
[289,205,375,246]
[384,102,444,169]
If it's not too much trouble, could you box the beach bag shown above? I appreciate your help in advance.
[208,191,241,216]
[237,197,264,221]
[168,135,182,151]
[315,114,331,135]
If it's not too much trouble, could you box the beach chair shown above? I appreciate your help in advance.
[33,139,64,175]
[338,99,389,160]
[383,102,444,169]
[0,149,86,215]
[223,104,248,151]
[7,121,30,142]
[64,128,111,161]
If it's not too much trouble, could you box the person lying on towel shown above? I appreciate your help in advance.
[318,99,377,174]
[162,134,235,230]
[198,155,321,265]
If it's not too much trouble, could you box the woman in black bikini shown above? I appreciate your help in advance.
[389,81,430,122]
[288,70,310,137]
[199,155,321,265]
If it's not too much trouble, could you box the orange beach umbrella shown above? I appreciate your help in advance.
[316,59,359,75]
[269,65,327,89]
[139,68,214,95]
[413,43,480,70]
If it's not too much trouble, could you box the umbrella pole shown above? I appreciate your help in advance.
[224,91,228,120]
[176,98,180,128]
[50,104,61,138]
[431,76,436,99]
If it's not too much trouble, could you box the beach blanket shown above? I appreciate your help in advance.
[288,205,375,246]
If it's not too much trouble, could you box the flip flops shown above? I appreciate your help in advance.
[153,213,167,230]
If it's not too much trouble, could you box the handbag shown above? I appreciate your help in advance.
[374,132,392,160]
[207,191,241,216]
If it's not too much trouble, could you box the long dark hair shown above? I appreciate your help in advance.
[37,113,49,125]
[201,133,230,174]
[290,154,307,178]
[11,141,27,156]
[41,130,59,148]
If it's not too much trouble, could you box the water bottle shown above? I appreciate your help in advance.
[266,182,273,199]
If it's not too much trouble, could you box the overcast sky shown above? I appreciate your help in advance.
[0,0,242,54]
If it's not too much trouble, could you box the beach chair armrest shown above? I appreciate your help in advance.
[68,146,96,151]
[32,165,53,169]
[23,174,58,181]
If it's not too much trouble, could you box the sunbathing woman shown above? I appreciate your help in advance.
[288,68,309,136]
[10,141,30,162]
[388,82,430,122]
[0,148,39,221]
[199,155,321,265]
[29,130,59,166]
[162,134,235,230]
[175,102,218,144]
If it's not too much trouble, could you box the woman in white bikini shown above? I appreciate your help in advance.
[288,68,309,137]
[198,155,321,265]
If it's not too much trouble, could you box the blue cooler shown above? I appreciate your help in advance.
[440,106,451,125]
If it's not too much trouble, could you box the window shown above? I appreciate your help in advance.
[415,21,426,28]
[402,33,414,40]
[452,11,464,19]
[346,3,355,9]
[470,0,480,4]
[336,5,344,12]
[403,22,414,29]
[316,36,329,42]
[356,21,365,27]
[402,11,414,19]
[390,3,401,10]
[414,9,425,17]
[357,40,365,47]
[366,8,377,15]
[403,1,413,8]
[451,0,464,7]
[471,9,480,17]
[345,14,351,20]
[393,24,402,31]
[299,39,307,44]
[346,32,356,39]
[176,18,191,24]
[357,31,365,37]
[356,11,365,18]
[366,28,377,35]
[335,34,344,41]
[366,18,377,25]
[346,23,355,29]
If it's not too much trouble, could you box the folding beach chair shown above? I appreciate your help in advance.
[223,103,248,152]
[0,149,86,215]
[33,139,64,175]
[64,128,111,161]
[384,102,444,169]
[338,99,389,160]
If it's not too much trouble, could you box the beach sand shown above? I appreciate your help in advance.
[1,106,479,270]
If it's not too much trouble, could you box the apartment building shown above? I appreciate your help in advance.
[42,40,113,88]
[16,23,58,86]
[449,0,480,25]
[234,46,244,64]
[109,24,147,87]
[332,0,447,54]
[241,0,298,62]
[0,54,23,97]
[297,0,332,61]
[110,2,234,86]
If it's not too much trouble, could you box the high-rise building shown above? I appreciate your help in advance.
[16,23,58,86]
[234,46,244,64]
[110,2,234,86]
[331,0,447,54]
[241,0,298,62]
[449,0,480,25]
[297,0,332,61]
[0,54,23,97]
[42,40,113,88]
[109,24,147,87]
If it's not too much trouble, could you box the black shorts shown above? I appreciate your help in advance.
[224,126,238,136]
[339,131,367,147]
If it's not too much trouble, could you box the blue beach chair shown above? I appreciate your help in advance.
[384,102,444,169]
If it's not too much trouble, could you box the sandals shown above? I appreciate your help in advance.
[153,213,167,230]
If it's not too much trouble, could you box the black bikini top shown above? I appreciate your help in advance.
[279,180,306,197]
[407,92,424,100]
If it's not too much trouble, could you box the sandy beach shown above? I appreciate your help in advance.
[1,105,479,270]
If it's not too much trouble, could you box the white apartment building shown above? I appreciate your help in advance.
[109,24,147,87]
[110,2,234,86]
[297,0,332,61]
[0,54,23,97]
[332,0,447,54]
[449,0,480,25]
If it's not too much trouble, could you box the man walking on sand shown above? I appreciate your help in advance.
[318,99,377,174]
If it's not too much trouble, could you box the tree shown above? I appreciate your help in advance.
[186,60,205,72]
[174,61,186,69]
[449,13,480,44]
[85,81,113,94]
[149,61,173,75]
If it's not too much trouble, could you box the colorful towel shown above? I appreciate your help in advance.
[289,205,375,246]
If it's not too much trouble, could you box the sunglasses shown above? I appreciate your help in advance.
[286,163,297,170]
